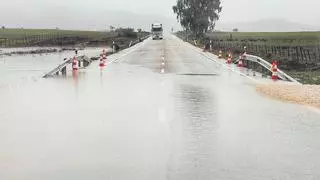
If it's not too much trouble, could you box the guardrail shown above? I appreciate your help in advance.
[43,59,71,78]
[236,54,301,84]
[43,36,149,78]
[43,55,91,78]
[129,35,150,47]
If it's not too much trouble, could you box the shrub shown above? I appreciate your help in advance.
[115,28,137,38]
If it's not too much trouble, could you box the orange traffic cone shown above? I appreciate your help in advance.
[100,49,106,57]
[226,53,232,64]
[102,54,107,60]
[99,58,106,67]
[238,58,243,67]
[271,61,278,80]
[238,54,245,67]
[272,71,278,80]
[72,57,79,71]
[99,49,107,67]
[218,50,222,59]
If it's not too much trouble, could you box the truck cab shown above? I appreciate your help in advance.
[151,23,163,40]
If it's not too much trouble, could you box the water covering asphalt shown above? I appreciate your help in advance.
[0,35,319,180]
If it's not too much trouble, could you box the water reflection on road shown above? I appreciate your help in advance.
[169,83,218,180]
[0,37,320,180]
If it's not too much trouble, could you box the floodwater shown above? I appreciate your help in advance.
[0,47,106,88]
[0,36,320,180]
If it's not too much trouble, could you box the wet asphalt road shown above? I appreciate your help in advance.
[0,35,320,180]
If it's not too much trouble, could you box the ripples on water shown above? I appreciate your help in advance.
[170,82,218,180]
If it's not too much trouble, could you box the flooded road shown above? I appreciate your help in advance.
[0,48,105,88]
[0,36,320,180]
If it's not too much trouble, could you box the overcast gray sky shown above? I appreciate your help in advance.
[1,0,320,29]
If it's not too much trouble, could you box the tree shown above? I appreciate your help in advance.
[173,0,222,38]
[1,26,5,29]
[232,28,239,32]
[137,28,142,33]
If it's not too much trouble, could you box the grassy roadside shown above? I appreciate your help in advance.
[207,31,320,46]
[288,71,320,85]
[0,28,149,47]
[0,29,110,39]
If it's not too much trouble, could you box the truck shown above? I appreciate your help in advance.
[151,23,163,40]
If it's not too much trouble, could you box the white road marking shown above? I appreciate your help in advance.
[173,35,260,84]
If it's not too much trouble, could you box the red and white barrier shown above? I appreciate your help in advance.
[218,50,222,59]
[72,57,79,71]
[271,61,278,80]
[100,49,106,57]
[226,53,232,64]
[99,49,107,67]
[238,52,246,67]
[99,58,106,67]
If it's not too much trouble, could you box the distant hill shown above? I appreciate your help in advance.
[3,6,319,33]
[0,5,181,32]
[215,19,320,32]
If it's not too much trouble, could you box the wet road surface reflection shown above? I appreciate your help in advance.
[0,37,320,180]
[169,83,218,180]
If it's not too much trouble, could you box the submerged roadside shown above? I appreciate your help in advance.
[0,28,149,56]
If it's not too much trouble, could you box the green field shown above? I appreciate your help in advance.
[289,71,320,85]
[207,31,320,45]
[0,28,148,47]
[0,28,115,39]
[0,29,114,47]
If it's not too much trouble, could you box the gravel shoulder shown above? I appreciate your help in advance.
[256,84,320,108]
